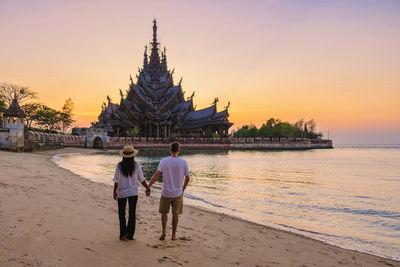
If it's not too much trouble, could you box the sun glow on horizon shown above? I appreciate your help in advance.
[1,0,399,144]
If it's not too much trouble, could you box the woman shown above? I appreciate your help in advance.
[113,145,150,240]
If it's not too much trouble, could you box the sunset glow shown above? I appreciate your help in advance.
[1,0,399,144]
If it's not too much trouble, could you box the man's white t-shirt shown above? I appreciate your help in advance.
[112,162,145,198]
[157,156,189,198]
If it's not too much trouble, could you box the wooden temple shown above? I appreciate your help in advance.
[93,19,233,138]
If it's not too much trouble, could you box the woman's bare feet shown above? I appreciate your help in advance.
[159,233,166,240]
[171,235,177,241]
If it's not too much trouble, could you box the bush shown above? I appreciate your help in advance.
[233,117,322,139]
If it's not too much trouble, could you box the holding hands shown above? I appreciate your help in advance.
[141,180,151,197]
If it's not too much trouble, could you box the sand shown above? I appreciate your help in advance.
[0,148,399,267]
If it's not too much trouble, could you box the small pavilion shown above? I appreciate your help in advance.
[3,94,25,126]
[2,94,26,151]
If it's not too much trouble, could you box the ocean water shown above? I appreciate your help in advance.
[53,145,400,260]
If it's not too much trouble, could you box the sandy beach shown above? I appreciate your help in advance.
[0,148,399,267]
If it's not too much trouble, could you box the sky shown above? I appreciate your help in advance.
[0,0,399,144]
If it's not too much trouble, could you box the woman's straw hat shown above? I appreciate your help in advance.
[119,145,139,158]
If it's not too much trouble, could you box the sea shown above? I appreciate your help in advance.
[53,145,400,261]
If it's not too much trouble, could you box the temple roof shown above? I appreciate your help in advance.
[183,105,216,121]
[178,105,217,130]
[178,105,234,130]
[212,109,228,120]
[3,96,25,118]
[172,100,192,113]
[165,85,180,96]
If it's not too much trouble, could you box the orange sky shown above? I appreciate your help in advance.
[1,0,399,144]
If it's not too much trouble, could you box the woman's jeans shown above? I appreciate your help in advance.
[118,195,138,239]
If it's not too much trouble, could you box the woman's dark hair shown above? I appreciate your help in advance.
[119,157,136,177]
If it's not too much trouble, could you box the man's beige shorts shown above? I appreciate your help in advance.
[159,194,183,215]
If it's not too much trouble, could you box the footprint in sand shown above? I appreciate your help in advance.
[157,256,168,263]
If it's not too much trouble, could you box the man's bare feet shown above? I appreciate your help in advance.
[171,235,177,241]
[159,233,166,240]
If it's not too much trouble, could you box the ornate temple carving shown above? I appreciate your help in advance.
[92,19,233,138]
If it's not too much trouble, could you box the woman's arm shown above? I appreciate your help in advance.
[113,183,118,200]
[137,163,151,196]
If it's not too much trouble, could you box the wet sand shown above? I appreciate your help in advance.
[0,148,399,266]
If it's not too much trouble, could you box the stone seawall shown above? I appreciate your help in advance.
[107,137,333,150]
[19,132,333,151]
[25,131,85,151]
[0,128,10,149]
[0,124,24,151]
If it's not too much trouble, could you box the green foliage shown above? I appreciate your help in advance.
[0,98,6,118]
[61,98,75,132]
[211,132,221,138]
[21,99,74,133]
[21,103,42,129]
[35,105,65,132]
[233,117,323,139]
[127,127,140,137]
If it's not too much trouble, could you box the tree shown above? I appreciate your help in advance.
[62,98,74,114]
[61,98,75,133]
[0,82,37,106]
[279,122,295,138]
[305,119,316,133]
[233,117,322,139]
[21,102,74,133]
[0,98,6,118]
[21,103,43,129]
[248,124,259,137]
[266,118,281,128]
[259,123,272,137]
[35,105,65,132]
[294,119,304,130]
[233,125,250,137]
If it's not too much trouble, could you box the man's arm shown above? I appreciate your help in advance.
[183,175,190,192]
[148,170,161,188]
[113,182,118,200]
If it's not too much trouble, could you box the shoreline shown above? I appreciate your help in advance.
[53,149,399,262]
[0,147,399,266]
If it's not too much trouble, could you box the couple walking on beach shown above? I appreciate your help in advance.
[112,142,190,241]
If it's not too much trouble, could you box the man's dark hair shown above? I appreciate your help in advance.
[170,142,180,153]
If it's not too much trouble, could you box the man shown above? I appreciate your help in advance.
[148,142,190,240]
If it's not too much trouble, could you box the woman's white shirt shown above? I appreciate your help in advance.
[112,162,145,198]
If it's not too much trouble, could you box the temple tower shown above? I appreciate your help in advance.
[93,19,233,138]
[149,19,161,79]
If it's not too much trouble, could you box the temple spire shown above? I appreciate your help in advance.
[149,19,161,77]
[161,46,168,73]
[152,18,158,45]
[143,45,148,70]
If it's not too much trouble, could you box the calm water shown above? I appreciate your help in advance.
[53,146,400,260]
